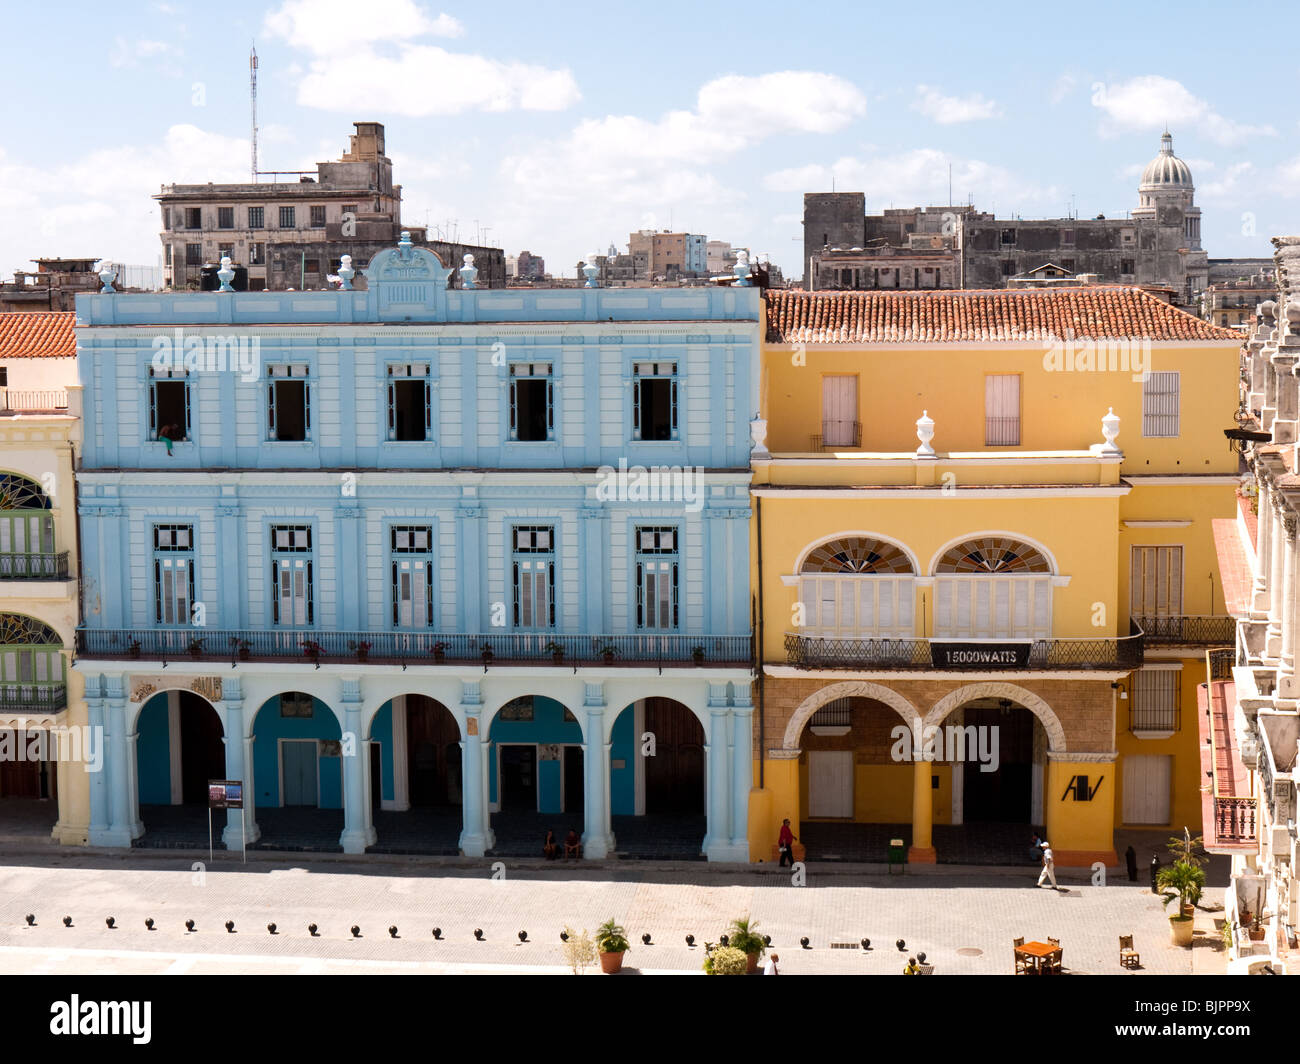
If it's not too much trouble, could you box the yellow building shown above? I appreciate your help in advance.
[747,288,1241,866]
[0,311,86,844]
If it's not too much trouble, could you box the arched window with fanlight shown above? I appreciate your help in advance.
[0,473,56,578]
[0,614,66,711]
[933,536,1053,640]
[797,536,915,638]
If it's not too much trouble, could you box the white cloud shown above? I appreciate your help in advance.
[264,0,571,116]
[764,148,1059,213]
[912,85,1001,124]
[109,36,180,69]
[1091,75,1275,146]
[1049,74,1076,105]
[264,0,462,56]
[1200,161,1254,199]
[0,126,250,275]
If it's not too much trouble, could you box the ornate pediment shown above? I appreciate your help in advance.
[365,231,453,321]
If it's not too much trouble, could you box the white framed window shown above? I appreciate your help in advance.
[390,525,433,628]
[153,524,195,625]
[820,375,859,447]
[1131,667,1180,732]
[271,525,313,627]
[386,363,431,442]
[1142,371,1179,437]
[512,525,554,629]
[635,527,678,630]
[509,362,553,442]
[933,537,1052,639]
[268,364,311,442]
[632,361,677,441]
[985,374,1020,445]
[797,536,915,638]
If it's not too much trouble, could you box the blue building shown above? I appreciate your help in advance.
[74,236,758,861]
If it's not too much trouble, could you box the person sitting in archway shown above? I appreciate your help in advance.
[564,828,582,859]
[543,829,559,860]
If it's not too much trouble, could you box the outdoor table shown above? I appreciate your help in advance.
[1014,941,1062,975]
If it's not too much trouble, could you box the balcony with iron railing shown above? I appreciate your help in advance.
[0,682,67,713]
[1132,615,1238,646]
[76,628,753,669]
[784,622,1144,671]
[811,420,862,450]
[0,552,70,581]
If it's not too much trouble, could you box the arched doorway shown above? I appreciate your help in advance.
[250,691,343,851]
[610,697,706,858]
[367,694,462,855]
[0,615,66,805]
[133,690,225,847]
[486,695,583,857]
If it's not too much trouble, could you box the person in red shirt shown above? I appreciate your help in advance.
[778,818,797,867]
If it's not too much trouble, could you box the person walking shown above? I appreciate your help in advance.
[778,818,797,867]
[762,952,780,975]
[1037,840,1059,889]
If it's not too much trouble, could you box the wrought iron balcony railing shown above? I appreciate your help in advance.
[785,627,1144,671]
[0,551,70,580]
[1214,795,1256,844]
[1207,646,1235,681]
[1132,615,1237,645]
[76,628,752,669]
[0,683,67,712]
[811,420,862,450]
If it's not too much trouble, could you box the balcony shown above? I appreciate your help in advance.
[0,390,69,415]
[1132,615,1237,646]
[76,628,753,669]
[811,420,861,450]
[1214,796,1257,844]
[0,552,69,580]
[0,683,67,713]
[784,628,1143,671]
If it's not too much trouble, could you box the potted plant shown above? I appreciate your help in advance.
[599,640,618,666]
[349,640,371,663]
[1157,860,1205,947]
[726,915,766,973]
[691,644,706,665]
[231,637,251,662]
[702,943,748,976]
[594,918,630,974]
[432,641,448,663]
[187,636,205,660]
[544,640,565,666]
[128,638,142,660]
[1249,910,1267,942]
[301,639,324,665]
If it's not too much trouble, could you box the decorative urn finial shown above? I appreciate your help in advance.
[582,256,600,289]
[460,253,478,289]
[1099,407,1121,455]
[337,254,355,290]
[217,256,235,293]
[915,410,936,458]
[98,264,117,294]
[733,249,752,287]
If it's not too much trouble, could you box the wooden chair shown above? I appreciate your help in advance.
[1013,937,1027,974]
[918,964,935,975]
[1047,936,1060,948]
[1119,935,1141,969]
[1046,948,1063,975]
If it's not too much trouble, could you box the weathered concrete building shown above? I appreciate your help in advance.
[154,121,504,291]
[803,133,1210,306]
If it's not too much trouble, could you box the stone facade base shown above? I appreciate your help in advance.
[907,845,937,863]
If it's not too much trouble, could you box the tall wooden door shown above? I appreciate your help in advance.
[643,698,705,814]
[407,696,460,807]
[1122,755,1171,825]
[282,740,318,806]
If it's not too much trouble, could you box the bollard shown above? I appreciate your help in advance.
[1149,854,1160,894]
[1125,846,1138,882]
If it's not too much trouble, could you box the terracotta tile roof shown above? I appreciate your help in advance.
[0,312,76,359]
[764,287,1243,344]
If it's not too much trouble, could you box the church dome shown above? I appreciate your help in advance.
[1140,131,1193,190]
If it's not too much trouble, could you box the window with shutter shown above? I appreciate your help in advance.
[1142,371,1180,437]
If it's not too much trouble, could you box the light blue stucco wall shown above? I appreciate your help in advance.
[610,703,636,816]
[486,696,581,813]
[370,701,395,804]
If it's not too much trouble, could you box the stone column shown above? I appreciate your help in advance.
[729,702,754,859]
[391,696,410,812]
[582,706,612,858]
[458,706,488,856]
[100,688,136,847]
[85,684,111,844]
[1280,513,1299,699]
[1268,499,1287,659]
[909,756,936,863]
[338,685,375,854]
[1254,478,1273,617]
[702,705,732,860]
[221,680,260,847]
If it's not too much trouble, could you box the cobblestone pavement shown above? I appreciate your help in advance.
[0,849,1229,975]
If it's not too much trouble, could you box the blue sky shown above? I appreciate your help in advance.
[1,0,1295,279]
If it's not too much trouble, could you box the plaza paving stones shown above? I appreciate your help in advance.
[0,850,1229,975]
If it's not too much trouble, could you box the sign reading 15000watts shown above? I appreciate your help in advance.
[208,780,243,809]
[931,642,1032,668]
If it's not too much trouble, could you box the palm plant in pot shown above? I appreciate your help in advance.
[726,915,766,973]
[594,918,630,974]
[1157,860,1205,948]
